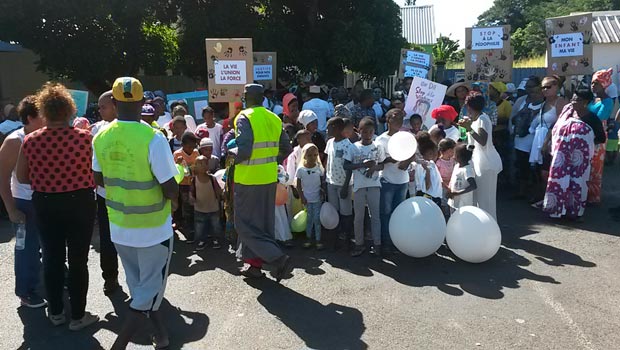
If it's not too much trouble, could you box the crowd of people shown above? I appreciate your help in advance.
[0,68,615,347]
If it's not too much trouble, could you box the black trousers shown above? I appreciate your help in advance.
[97,195,118,282]
[515,149,532,196]
[32,189,95,320]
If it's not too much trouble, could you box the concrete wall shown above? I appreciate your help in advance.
[593,43,620,85]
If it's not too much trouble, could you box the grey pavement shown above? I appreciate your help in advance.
[0,169,619,349]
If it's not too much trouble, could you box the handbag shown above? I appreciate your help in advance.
[513,106,536,138]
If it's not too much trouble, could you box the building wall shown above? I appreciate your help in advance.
[593,43,620,85]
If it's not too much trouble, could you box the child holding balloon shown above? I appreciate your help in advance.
[447,144,477,213]
[296,143,326,250]
[414,138,443,207]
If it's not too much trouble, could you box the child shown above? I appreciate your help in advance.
[429,105,460,141]
[298,110,327,163]
[343,118,360,143]
[407,131,432,197]
[429,126,446,146]
[196,106,224,159]
[606,117,619,165]
[296,143,326,250]
[437,138,456,198]
[169,116,187,152]
[285,129,312,225]
[343,117,385,257]
[173,131,200,242]
[414,138,443,207]
[408,114,427,134]
[191,156,223,250]
[198,137,221,173]
[447,144,477,212]
[324,117,354,249]
[275,165,293,245]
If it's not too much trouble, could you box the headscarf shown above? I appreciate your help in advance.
[431,105,458,122]
[490,82,507,95]
[334,104,352,119]
[298,110,318,127]
[465,82,498,124]
[592,68,613,89]
[282,93,297,116]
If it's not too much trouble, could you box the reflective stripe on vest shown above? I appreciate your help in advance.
[234,107,282,185]
[93,121,171,229]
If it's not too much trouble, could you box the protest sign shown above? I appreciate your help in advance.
[465,25,512,82]
[545,14,593,76]
[398,49,432,79]
[166,90,209,121]
[253,52,277,90]
[68,89,89,117]
[206,38,253,103]
[404,77,448,130]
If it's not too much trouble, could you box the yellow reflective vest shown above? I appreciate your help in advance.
[234,107,282,185]
[93,121,170,228]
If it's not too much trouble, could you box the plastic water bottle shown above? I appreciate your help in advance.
[15,224,26,250]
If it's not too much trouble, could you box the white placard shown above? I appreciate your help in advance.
[550,33,584,57]
[193,100,209,121]
[405,51,431,67]
[404,77,448,130]
[472,27,504,50]
[254,64,273,81]
[214,60,247,84]
[404,65,429,79]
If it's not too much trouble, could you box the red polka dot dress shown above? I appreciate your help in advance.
[22,127,95,193]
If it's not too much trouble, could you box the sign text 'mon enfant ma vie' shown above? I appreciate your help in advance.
[550,33,584,57]
[471,27,504,50]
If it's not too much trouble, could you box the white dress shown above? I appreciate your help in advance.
[468,113,502,220]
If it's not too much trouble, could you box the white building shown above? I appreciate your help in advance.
[400,5,437,48]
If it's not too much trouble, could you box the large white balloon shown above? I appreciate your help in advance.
[213,169,226,188]
[387,131,418,162]
[446,206,501,263]
[389,197,446,258]
[320,202,339,229]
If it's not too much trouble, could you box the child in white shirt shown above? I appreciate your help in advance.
[296,143,325,250]
[447,144,477,212]
[414,138,443,207]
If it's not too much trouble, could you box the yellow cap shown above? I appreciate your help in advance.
[112,77,144,102]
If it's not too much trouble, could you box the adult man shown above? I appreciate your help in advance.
[234,84,293,280]
[92,91,122,296]
[0,96,45,307]
[302,85,332,135]
[93,77,179,349]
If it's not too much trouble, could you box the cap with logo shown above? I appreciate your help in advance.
[112,77,144,102]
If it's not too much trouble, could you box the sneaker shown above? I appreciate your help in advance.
[212,239,221,249]
[69,311,99,331]
[315,243,325,251]
[196,241,207,251]
[370,245,382,258]
[239,265,264,279]
[103,279,120,296]
[303,241,312,249]
[48,312,67,326]
[20,295,47,308]
[350,245,365,257]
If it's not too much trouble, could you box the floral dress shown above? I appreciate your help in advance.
[543,107,595,218]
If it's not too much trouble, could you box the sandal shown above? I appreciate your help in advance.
[69,311,99,331]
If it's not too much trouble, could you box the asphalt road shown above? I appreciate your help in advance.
[0,169,619,350]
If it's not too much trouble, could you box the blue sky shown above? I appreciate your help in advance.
[395,0,496,47]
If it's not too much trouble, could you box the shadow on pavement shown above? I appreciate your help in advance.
[168,238,242,277]
[246,278,368,350]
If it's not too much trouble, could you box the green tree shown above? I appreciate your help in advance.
[0,0,179,95]
[432,35,462,65]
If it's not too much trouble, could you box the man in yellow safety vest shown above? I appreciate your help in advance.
[234,84,292,281]
[93,77,179,349]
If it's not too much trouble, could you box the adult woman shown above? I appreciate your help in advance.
[543,90,602,220]
[587,68,614,204]
[489,82,512,186]
[458,92,503,220]
[529,76,568,206]
[446,82,469,115]
[16,82,98,330]
[511,76,544,199]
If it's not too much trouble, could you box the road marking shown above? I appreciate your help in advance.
[532,283,596,350]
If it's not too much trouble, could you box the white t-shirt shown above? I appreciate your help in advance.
[92,121,179,248]
[513,100,543,153]
[91,120,113,198]
[184,115,197,132]
[156,112,172,128]
[448,163,475,209]
[414,161,442,198]
[303,98,331,132]
[375,132,409,185]
[344,141,386,192]
[429,124,460,142]
[296,165,324,203]
[325,138,353,186]
[196,122,223,159]
[7,128,32,200]
[285,146,302,186]
[468,113,503,176]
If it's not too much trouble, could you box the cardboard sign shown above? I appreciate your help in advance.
[166,90,209,120]
[471,27,504,50]
[465,25,512,82]
[68,89,89,117]
[404,77,448,130]
[206,38,253,103]
[545,14,593,76]
[398,49,432,79]
[253,52,277,90]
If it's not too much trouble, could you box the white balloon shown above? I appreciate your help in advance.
[320,202,339,230]
[446,206,501,263]
[389,197,446,258]
[387,131,418,162]
[213,169,226,188]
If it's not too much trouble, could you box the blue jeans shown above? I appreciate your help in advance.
[14,198,42,298]
[380,181,408,249]
[305,202,321,241]
[194,211,221,243]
